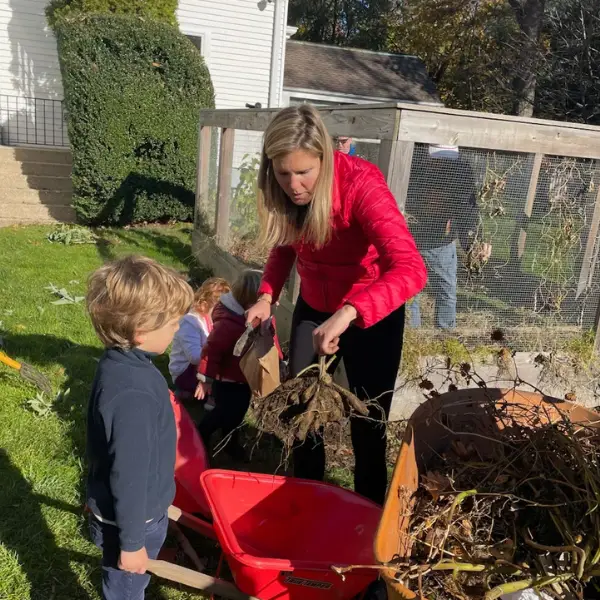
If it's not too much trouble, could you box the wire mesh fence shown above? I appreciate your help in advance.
[405,143,600,345]
[225,131,264,266]
[196,108,600,350]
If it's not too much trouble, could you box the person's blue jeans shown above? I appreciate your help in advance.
[89,512,168,600]
[409,241,457,329]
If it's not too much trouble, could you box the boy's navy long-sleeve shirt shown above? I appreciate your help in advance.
[86,348,176,552]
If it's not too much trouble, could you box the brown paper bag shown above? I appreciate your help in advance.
[239,321,280,398]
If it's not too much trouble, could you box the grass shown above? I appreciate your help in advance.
[2,221,591,600]
[0,223,209,600]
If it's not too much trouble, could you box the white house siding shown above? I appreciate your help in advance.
[177,0,280,110]
[0,0,287,199]
[177,0,287,187]
[0,0,66,145]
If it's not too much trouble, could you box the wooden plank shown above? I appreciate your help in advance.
[167,505,216,540]
[147,560,259,600]
[378,139,414,211]
[200,105,399,140]
[194,125,212,229]
[398,110,600,160]
[517,153,544,258]
[578,168,600,298]
[215,127,234,246]
[394,101,600,133]
[594,294,600,354]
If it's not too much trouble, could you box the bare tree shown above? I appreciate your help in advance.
[507,0,547,117]
[536,0,600,124]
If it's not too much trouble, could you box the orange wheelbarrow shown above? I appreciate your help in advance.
[374,388,600,600]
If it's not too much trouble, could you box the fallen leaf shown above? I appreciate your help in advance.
[452,440,470,459]
[422,471,453,502]
[460,519,473,539]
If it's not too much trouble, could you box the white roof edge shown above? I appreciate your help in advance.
[286,39,422,61]
[283,86,443,106]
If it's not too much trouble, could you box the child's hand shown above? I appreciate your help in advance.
[195,381,211,400]
[119,547,148,574]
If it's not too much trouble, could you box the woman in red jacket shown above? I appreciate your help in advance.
[246,104,427,504]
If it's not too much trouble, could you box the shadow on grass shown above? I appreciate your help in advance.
[0,448,95,599]
[94,226,212,287]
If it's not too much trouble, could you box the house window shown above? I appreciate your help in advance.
[183,30,210,62]
[187,35,203,55]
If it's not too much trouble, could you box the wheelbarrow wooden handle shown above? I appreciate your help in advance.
[147,559,260,600]
[167,504,216,539]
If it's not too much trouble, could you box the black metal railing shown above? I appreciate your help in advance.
[0,95,68,147]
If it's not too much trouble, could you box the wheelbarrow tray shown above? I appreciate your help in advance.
[201,469,382,600]
[374,388,600,600]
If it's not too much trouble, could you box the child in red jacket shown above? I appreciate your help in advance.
[195,269,281,459]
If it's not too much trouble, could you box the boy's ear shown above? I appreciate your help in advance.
[133,330,146,347]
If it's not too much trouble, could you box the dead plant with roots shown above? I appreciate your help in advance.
[252,355,375,453]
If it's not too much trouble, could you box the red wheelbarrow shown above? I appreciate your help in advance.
[146,393,382,600]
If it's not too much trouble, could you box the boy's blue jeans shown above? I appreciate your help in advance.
[409,241,458,330]
[89,512,168,600]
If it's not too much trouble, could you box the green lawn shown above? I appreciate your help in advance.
[0,223,209,600]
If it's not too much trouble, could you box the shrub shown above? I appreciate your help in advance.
[46,0,177,30]
[55,14,214,224]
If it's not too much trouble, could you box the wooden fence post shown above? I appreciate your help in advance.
[378,139,415,212]
[194,125,212,229]
[587,165,600,353]
[215,127,235,247]
[577,164,600,299]
[514,153,544,260]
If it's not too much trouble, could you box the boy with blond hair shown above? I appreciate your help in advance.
[85,255,193,600]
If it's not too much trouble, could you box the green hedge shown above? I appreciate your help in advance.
[56,14,214,225]
[46,0,177,30]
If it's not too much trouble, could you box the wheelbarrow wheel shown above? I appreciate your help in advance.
[360,579,387,600]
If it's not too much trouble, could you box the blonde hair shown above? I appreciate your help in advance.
[258,104,335,248]
[231,269,262,310]
[194,277,230,315]
[87,255,193,349]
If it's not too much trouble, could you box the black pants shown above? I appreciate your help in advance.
[198,380,251,450]
[290,296,405,505]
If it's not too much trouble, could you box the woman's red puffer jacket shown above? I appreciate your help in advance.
[258,151,427,328]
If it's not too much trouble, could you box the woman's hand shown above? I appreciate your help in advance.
[313,305,357,355]
[194,381,211,401]
[245,294,273,325]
